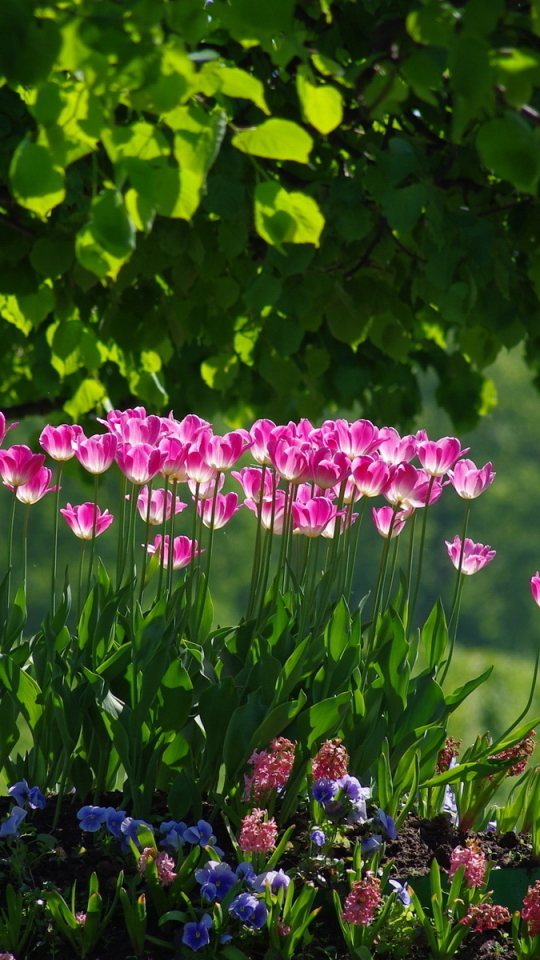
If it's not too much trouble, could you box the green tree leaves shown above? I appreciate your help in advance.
[9,141,65,217]
[232,119,313,163]
[476,117,540,193]
[254,183,324,249]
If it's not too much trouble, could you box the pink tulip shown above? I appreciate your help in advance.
[268,439,311,483]
[531,573,540,607]
[445,536,496,575]
[158,437,190,482]
[40,424,83,461]
[74,434,117,475]
[199,430,251,471]
[245,490,287,534]
[250,419,277,465]
[185,449,217,485]
[116,415,163,446]
[146,534,202,569]
[416,437,469,477]
[60,502,114,539]
[402,474,443,510]
[0,445,45,487]
[323,418,381,458]
[383,463,421,506]
[116,443,167,485]
[377,427,417,465]
[342,477,363,505]
[232,466,275,502]
[308,448,350,489]
[0,413,19,445]
[11,467,57,505]
[135,486,187,525]
[164,413,210,445]
[197,492,241,529]
[321,510,358,538]
[188,474,225,500]
[372,506,407,539]
[447,459,496,499]
[292,497,337,537]
[351,456,390,497]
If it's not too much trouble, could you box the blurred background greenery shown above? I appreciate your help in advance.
[7,345,540,745]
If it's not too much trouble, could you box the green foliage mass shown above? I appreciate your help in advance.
[3,0,540,426]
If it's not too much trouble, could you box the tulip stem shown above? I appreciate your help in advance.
[448,500,471,626]
[6,490,16,612]
[195,475,220,639]
[78,541,87,623]
[139,480,153,606]
[22,504,30,591]
[51,463,63,614]
[115,473,127,592]
[86,474,99,601]
[407,475,436,636]
[365,508,396,669]
[157,476,169,600]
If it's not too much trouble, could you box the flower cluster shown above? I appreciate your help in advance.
[312,738,349,780]
[77,807,222,856]
[489,730,537,777]
[137,846,177,885]
[522,880,540,936]
[243,737,296,803]
[0,780,47,839]
[449,839,486,888]
[341,872,381,925]
[436,737,462,775]
[238,809,278,853]
[460,902,511,932]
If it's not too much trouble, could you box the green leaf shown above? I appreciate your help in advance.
[232,119,313,163]
[296,67,343,135]
[381,184,427,233]
[101,123,169,165]
[90,190,136,259]
[9,140,65,217]
[200,353,239,391]
[254,182,324,249]
[64,378,107,419]
[30,238,74,278]
[197,64,270,114]
[476,116,540,193]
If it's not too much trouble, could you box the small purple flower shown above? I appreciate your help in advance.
[159,820,187,851]
[0,806,27,838]
[184,819,222,852]
[347,798,368,823]
[77,805,108,832]
[337,775,365,802]
[229,893,259,922]
[220,933,233,944]
[312,778,339,804]
[389,879,411,906]
[252,869,290,893]
[247,900,268,929]
[105,808,127,838]
[375,809,398,841]
[7,780,31,807]
[236,861,256,883]
[120,817,154,848]
[311,828,326,847]
[361,834,382,854]
[182,914,213,951]
[200,882,217,901]
[195,861,237,899]
[28,786,46,809]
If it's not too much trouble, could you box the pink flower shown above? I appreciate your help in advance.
[39,424,83,461]
[292,497,338,538]
[11,466,57,505]
[323,418,381,458]
[383,463,421,506]
[188,474,225,500]
[185,449,218,485]
[531,573,540,607]
[416,437,469,477]
[199,431,251,471]
[165,413,210,444]
[449,840,486,888]
[312,739,349,780]
[402,473,443,510]
[0,445,45,487]
[244,491,287,534]
[351,457,390,498]
[523,880,540,936]
[158,437,190,482]
[146,534,202,570]
[156,851,177,886]
[74,434,117,475]
[114,415,162,446]
[268,439,311,484]
[489,731,536,778]
[197,492,240,529]
[308,449,350,489]
[445,536,496,575]
[321,510,358,539]
[460,903,511,932]
[0,413,18,446]
[372,506,407,539]
[447,459,496,499]
[137,846,156,876]
[232,467,275,503]
[377,427,417,465]
[342,873,381,925]
[243,738,296,803]
[135,486,186,525]
[250,419,277,465]
[60,503,114,540]
[239,809,277,853]
[116,443,167,485]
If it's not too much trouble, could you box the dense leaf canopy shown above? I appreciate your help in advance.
[2,0,540,428]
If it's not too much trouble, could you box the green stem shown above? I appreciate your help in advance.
[448,501,472,626]
[195,475,220,638]
[157,476,169,600]
[407,476,436,635]
[23,504,30,590]
[6,490,16,610]
[115,472,127,592]
[78,540,87,623]
[402,510,417,622]
[52,753,70,831]
[51,463,63,613]
[138,480,153,606]
[366,509,397,665]
[86,473,99,600]
[382,534,400,611]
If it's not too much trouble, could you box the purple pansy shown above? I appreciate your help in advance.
[195,861,237,900]
[77,805,108,832]
[182,914,213,951]
[312,778,339,804]
[0,806,27,838]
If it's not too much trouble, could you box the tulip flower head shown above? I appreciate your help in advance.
[74,434,117,475]
[292,497,338,537]
[12,466,57,505]
[60,503,114,540]
[135,486,186,525]
[116,443,167,485]
[445,536,496,575]
[197,492,240,529]
[146,534,202,569]
[531,573,540,607]
[447,459,495,499]
[416,437,469,477]
[351,456,390,498]
[372,506,407,539]
[40,424,83,461]
[0,412,18,446]
[0,445,45,487]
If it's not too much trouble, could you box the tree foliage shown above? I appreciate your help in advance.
[2,0,540,427]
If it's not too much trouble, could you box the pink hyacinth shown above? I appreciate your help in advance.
[312,739,349,780]
[460,902,511,932]
[232,466,276,503]
[11,466,57,505]
[137,846,156,876]
[197,492,241,529]
[239,808,277,853]
[0,445,45,487]
[416,437,469,477]
[60,503,114,540]
[40,424,83,461]
[445,536,496,575]
[372,506,407,539]
[449,840,486,888]
[292,497,338,538]
[116,443,167,485]
[351,456,390,498]
[244,491,287,534]
[243,738,296,803]
[74,434,117,475]
[341,873,381,925]
[531,573,540,607]
[135,486,186,525]
[199,430,251,471]
[447,458,495,499]
[146,534,202,570]
[156,851,178,885]
[523,880,540,936]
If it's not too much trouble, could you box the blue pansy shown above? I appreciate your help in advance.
[195,861,237,899]
[389,879,412,906]
[236,862,255,884]
[312,778,339,804]
[182,914,213,951]
[375,808,398,841]
[229,893,259,922]
[0,806,27,838]
[77,805,108,832]
[246,901,268,929]
[8,780,45,809]
[120,817,154,849]
[252,869,290,893]
[105,807,127,838]
[311,828,326,847]
[159,819,187,851]
[361,834,382,854]
[28,786,47,809]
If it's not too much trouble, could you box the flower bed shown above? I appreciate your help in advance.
[0,408,537,959]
